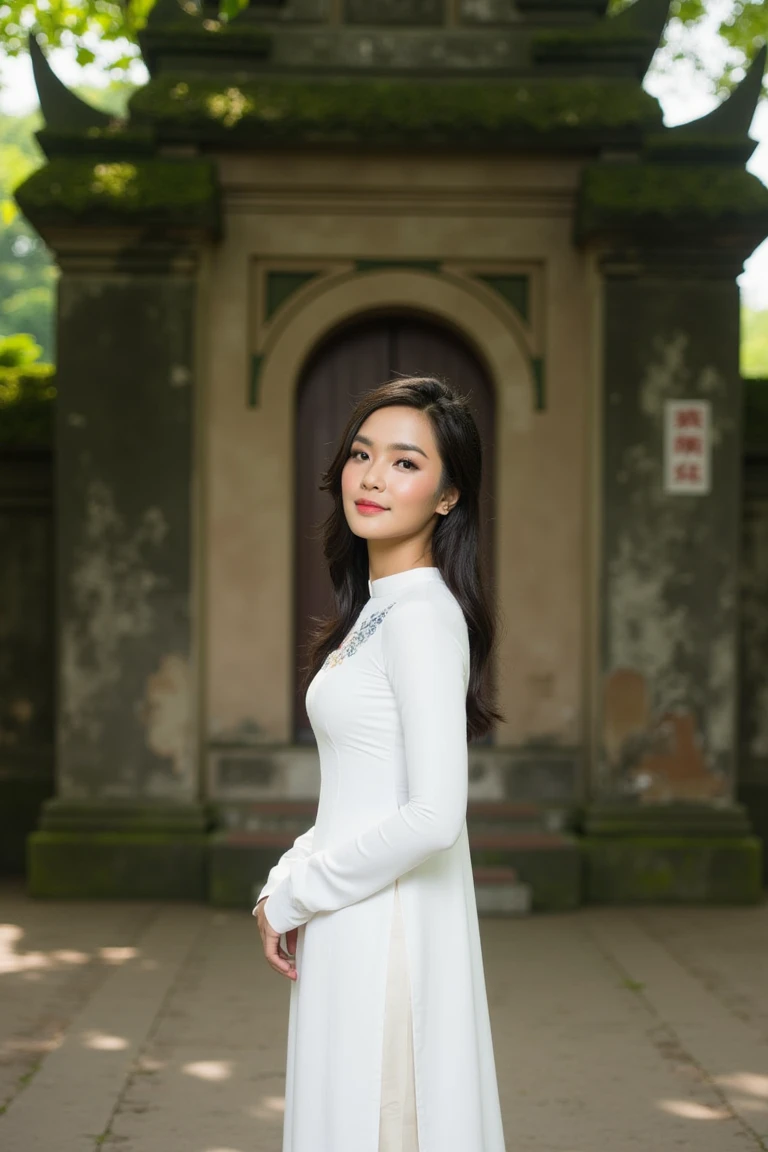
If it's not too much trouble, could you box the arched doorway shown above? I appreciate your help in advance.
[294,312,496,741]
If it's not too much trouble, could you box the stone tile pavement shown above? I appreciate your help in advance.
[1,878,767,1151]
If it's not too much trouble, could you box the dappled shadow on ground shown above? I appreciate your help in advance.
[1,880,767,1151]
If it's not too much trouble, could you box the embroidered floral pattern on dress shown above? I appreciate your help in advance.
[322,602,396,669]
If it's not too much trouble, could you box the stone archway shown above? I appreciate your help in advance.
[237,268,533,744]
[293,310,496,740]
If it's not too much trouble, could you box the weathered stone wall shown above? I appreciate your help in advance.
[54,268,198,802]
[599,275,742,802]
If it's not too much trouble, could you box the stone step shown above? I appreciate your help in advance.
[472,864,532,917]
[245,851,531,915]
[215,798,571,834]
[467,801,571,834]
[211,812,580,911]
[469,829,574,850]
[211,799,581,910]
[467,827,581,912]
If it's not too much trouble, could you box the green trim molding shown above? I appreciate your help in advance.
[355,259,442,273]
[477,274,529,322]
[265,271,321,321]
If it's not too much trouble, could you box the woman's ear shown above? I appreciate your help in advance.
[440,486,460,515]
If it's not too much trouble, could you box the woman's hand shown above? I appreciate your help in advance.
[255,897,298,981]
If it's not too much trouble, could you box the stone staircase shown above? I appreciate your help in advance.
[210,799,581,911]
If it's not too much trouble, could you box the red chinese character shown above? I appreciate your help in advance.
[674,462,702,485]
[674,408,703,429]
[674,435,703,455]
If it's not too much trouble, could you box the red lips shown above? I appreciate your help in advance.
[355,500,386,510]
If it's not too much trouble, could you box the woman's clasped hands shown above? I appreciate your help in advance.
[255,897,298,981]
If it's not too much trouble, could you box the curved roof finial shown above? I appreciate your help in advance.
[677,43,767,140]
[608,0,671,77]
[28,33,111,133]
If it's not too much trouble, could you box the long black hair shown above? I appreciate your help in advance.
[302,375,504,741]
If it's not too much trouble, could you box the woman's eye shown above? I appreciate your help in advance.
[348,449,416,470]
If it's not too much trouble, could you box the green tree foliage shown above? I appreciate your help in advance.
[0,0,246,67]
[0,85,134,362]
[0,0,154,62]
[668,0,767,92]
[0,109,55,360]
[743,307,768,377]
[0,332,55,446]
[609,0,767,97]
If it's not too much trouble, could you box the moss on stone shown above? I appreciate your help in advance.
[128,74,661,145]
[14,156,220,231]
[28,831,209,899]
[576,162,768,241]
[582,835,763,904]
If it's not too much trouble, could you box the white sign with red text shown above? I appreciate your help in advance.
[664,400,711,495]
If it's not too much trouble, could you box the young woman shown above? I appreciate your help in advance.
[254,376,507,1152]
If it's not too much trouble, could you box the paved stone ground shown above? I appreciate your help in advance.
[1,878,767,1152]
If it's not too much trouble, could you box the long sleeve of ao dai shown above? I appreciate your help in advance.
[261,597,470,936]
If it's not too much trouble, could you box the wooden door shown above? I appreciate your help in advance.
[294,313,495,741]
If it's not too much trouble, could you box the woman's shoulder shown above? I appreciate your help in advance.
[383,585,468,646]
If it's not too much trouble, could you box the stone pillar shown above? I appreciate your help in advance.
[15,157,220,897]
[577,161,768,902]
[739,389,768,887]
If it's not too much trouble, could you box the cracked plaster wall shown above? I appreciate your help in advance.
[601,277,741,802]
[55,274,197,801]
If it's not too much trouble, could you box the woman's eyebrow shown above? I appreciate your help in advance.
[352,433,428,459]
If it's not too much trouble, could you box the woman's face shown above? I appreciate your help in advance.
[341,405,458,545]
